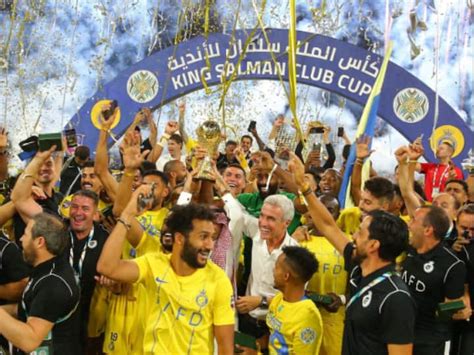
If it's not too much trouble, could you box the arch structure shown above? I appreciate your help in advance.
[67,28,473,166]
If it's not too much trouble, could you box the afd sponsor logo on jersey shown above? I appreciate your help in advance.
[401,270,426,293]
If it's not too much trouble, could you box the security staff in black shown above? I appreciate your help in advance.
[0,213,80,354]
[292,150,417,355]
[64,190,108,345]
[403,205,467,355]
[0,234,29,351]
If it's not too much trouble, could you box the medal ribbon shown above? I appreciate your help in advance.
[69,226,95,279]
[346,271,393,309]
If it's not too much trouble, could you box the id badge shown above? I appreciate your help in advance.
[432,187,440,195]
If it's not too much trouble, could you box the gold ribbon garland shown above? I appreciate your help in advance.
[288,0,305,146]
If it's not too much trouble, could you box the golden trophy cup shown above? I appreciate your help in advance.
[195,120,222,181]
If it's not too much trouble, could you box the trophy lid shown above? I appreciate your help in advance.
[196,120,221,139]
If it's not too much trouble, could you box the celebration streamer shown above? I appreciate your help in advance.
[288,0,305,145]
[338,42,393,208]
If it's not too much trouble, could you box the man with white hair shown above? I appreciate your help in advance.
[236,194,299,352]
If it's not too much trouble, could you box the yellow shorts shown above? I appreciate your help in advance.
[320,314,344,355]
[103,283,147,354]
[87,285,109,338]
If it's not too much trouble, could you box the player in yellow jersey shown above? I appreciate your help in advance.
[98,195,235,354]
[100,132,171,354]
[267,246,323,355]
[295,194,347,355]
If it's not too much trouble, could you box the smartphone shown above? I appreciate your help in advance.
[101,205,114,220]
[102,100,118,120]
[38,133,62,151]
[310,126,324,134]
[64,128,78,148]
[137,183,156,212]
[247,120,256,132]
[312,143,322,153]
[337,127,344,137]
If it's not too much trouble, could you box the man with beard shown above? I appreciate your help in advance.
[66,189,109,351]
[0,213,81,354]
[288,151,416,355]
[10,147,64,245]
[59,145,90,196]
[267,246,322,354]
[445,179,469,207]
[59,161,111,219]
[337,176,395,236]
[163,159,187,206]
[98,200,235,354]
[236,194,299,353]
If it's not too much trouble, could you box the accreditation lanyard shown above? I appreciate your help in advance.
[346,271,393,309]
[432,164,450,190]
[69,227,94,279]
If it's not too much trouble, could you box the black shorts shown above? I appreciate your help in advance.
[238,313,270,339]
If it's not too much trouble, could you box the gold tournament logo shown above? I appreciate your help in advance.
[195,290,209,308]
[127,70,159,103]
[393,88,429,123]
[90,99,121,130]
[430,125,465,158]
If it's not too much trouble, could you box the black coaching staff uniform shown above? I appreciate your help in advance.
[0,213,80,354]
[403,206,466,355]
[294,151,417,355]
[342,212,416,354]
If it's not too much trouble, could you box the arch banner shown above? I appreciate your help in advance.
[67,29,473,166]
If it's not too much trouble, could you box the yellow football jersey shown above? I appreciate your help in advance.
[104,208,168,354]
[266,292,323,355]
[134,252,235,354]
[301,236,347,355]
[336,206,362,236]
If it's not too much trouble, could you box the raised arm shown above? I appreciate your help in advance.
[0,202,17,227]
[11,147,56,222]
[97,187,151,283]
[350,135,373,206]
[322,126,336,169]
[94,103,120,202]
[112,132,146,217]
[249,125,267,152]
[52,137,67,188]
[288,152,350,255]
[395,144,423,219]
[177,101,189,144]
[146,120,178,164]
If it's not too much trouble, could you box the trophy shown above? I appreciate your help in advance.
[274,118,297,169]
[195,120,222,181]
[461,149,474,174]
[303,121,327,162]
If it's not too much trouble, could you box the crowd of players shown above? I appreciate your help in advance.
[0,103,473,355]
